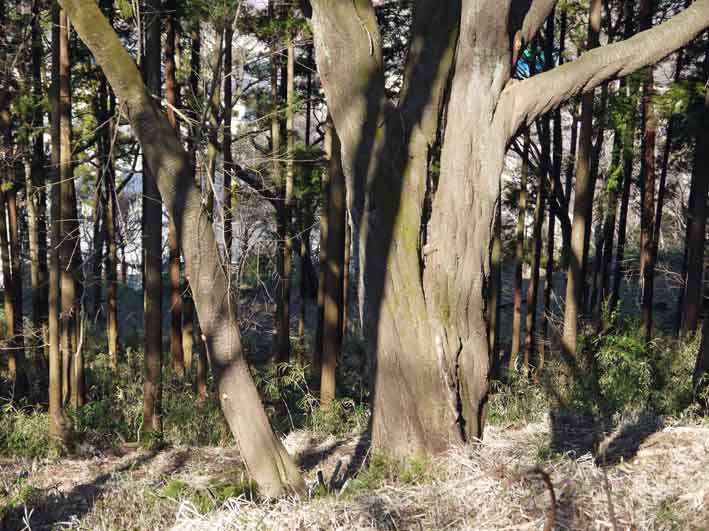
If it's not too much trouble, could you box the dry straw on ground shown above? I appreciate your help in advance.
[171,416,709,531]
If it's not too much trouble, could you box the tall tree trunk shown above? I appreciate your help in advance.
[49,2,70,446]
[142,0,163,436]
[680,45,709,336]
[524,132,547,376]
[59,0,306,495]
[223,19,234,262]
[639,0,657,343]
[58,8,82,407]
[320,120,346,408]
[314,133,329,377]
[307,0,709,457]
[510,133,529,370]
[165,0,184,379]
[271,4,290,364]
[542,9,563,366]
[29,0,49,332]
[561,0,602,362]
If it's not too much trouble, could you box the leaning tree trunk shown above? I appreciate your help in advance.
[60,0,305,497]
[309,0,709,457]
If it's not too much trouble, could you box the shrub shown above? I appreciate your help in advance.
[487,372,549,425]
[0,405,50,458]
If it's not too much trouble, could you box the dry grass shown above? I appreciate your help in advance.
[173,417,709,531]
[2,416,708,530]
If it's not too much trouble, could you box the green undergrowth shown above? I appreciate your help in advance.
[154,475,258,513]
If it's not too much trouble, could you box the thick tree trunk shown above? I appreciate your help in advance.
[320,120,346,408]
[61,0,305,497]
[142,0,163,435]
[165,1,184,380]
[561,0,602,362]
[310,0,708,458]
[510,134,529,370]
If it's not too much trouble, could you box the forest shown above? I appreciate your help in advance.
[1,0,709,529]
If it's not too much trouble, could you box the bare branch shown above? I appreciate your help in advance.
[497,0,709,141]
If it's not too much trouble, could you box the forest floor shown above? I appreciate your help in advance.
[1,413,708,531]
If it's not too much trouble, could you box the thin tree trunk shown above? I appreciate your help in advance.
[223,20,234,262]
[142,0,163,436]
[7,186,26,392]
[320,119,346,408]
[639,0,657,343]
[680,44,709,336]
[524,131,547,375]
[510,133,529,371]
[271,8,290,364]
[314,131,330,378]
[0,189,20,397]
[58,9,81,407]
[165,0,184,379]
[29,0,49,332]
[488,181,502,379]
[542,9,563,366]
[49,2,70,446]
[561,0,602,363]
[342,212,351,338]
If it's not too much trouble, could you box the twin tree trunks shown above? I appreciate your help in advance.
[61,0,709,497]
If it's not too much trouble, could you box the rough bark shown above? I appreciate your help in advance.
[309,0,705,456]
[60,0,305,497]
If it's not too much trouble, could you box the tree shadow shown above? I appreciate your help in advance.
[549,408,663,465]
[1,450,158,531]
